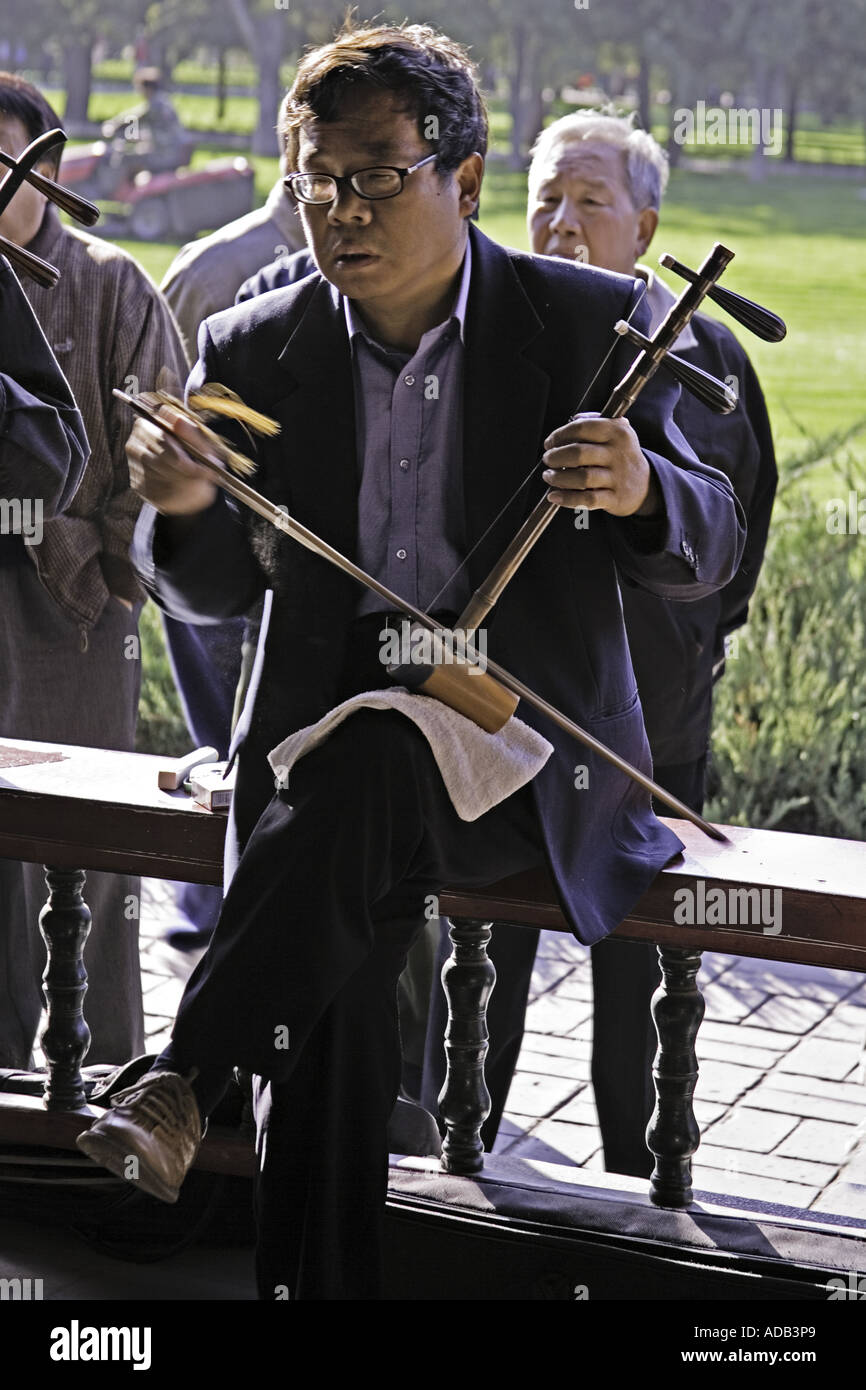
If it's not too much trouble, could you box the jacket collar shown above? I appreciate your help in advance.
[274,276,358,562]
[461,223,550,590]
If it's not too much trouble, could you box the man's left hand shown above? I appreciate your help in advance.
[542,413,661,517]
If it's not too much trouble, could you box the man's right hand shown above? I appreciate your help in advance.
[126,404,219,518]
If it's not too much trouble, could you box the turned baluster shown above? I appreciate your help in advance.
[438,916,496,1175]
[647,944,705,1208]
[38,866,91,1109]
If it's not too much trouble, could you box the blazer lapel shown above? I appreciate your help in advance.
[275,278,358,563]
[462,226,551,592]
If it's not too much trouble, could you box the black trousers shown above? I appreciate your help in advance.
[160,709,543,1300]
[413,756,707,1177]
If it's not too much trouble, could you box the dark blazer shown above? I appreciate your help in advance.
[241,252,777,774]
[621,312,776,766]
[133,225,745,945]
[234,247,315,303]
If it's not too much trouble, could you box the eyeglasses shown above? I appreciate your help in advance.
[283,153,438,205]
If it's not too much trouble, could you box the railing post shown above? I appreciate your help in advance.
[647,944,704,1208]
[38,865,91,1109]
[438,915,495,1175]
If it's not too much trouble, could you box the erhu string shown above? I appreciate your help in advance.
[425,281,647,614]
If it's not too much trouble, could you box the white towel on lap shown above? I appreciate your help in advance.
[267,688,554,822]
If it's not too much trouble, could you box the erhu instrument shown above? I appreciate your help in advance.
[0,127,100,286]
[453,242,785,637]
[115,241,786,845]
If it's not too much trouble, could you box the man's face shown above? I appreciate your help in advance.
[527,139,656,276]
[0,114,50,248]
[294,87,480,320]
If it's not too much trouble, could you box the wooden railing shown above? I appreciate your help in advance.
[1,736,865,1206]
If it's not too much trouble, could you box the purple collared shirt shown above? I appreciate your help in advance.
[340,240,473,617]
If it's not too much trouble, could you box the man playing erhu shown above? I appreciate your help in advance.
[78,22,744,1300]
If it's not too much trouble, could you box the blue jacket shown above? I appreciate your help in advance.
[133,225,745,944]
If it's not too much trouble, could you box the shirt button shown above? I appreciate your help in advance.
[403,374,415,387]
[399,458,410,471]
[396,548,407,561]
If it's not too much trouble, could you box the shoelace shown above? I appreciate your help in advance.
[110,1072,198,1138]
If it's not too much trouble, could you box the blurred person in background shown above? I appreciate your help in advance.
[99,67,190,184]
[0,73,187,1070]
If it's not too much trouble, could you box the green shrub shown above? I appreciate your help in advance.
[136,600,189,756]
[706,423,866,838]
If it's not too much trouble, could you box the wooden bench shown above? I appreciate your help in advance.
[1,735,865,1211]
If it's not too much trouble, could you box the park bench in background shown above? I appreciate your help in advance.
[0,736,865,1296]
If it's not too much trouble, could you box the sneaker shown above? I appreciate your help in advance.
[76,1070,202,1204]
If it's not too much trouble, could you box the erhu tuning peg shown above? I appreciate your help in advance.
[0,151,100,227]
[0,125,100,227]
[0,233,60,288]
[615,321,738,414]
[659,253,786,342]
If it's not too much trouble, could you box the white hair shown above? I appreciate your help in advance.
[528,110,669,211]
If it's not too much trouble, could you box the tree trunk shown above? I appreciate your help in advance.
[217,49,227,122]
[147,37,168,74]
[252,20,285,157]
[228,0,290,158]
[63,39,93,128]
[785,74,799,162]
[666,63,685,169]
[747,56,769,183]
[637,43,651,132]
[508,24,529,170]
[525,87,545,156]
[522,35,546,159]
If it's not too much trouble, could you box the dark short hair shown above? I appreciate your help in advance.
[279,20,487,212]
[0,72,63,177]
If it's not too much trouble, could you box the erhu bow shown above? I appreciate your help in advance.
[114,241,785,845]
[0,128,100,286]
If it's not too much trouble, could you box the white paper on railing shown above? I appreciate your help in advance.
[267,688,553,822]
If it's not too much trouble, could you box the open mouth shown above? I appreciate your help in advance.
[334,252,378,267]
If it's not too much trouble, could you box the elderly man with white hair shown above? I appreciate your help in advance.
[527,112,776,818]
[413,110,777,1179]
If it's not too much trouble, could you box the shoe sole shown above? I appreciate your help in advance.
[76,1127,184,1205]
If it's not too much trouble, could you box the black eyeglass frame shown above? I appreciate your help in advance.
[282,152,439,205]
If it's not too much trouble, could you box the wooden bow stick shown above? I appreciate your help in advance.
[0,128,100,287]
[114,385,728,841]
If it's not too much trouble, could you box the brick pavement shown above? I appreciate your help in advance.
[139,880,866,1222]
